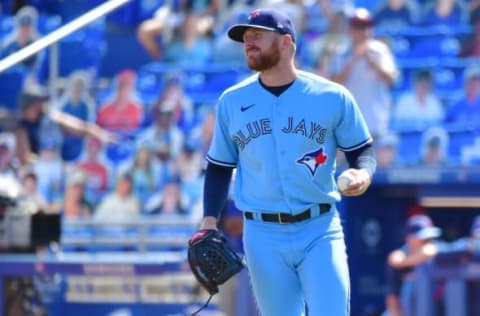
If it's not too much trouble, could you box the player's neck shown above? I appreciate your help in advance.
[260,61,297,86]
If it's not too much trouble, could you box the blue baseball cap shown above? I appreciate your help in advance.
[405,215,441,240]
[227,8,296,43]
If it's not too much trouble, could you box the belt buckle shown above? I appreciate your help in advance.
[277,213,284,224]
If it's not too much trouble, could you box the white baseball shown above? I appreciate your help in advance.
[337,173,354,191]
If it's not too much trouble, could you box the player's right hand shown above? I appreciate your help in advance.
[199,216,218,230]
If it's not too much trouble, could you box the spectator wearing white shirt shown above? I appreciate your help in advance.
[93,172,141,223]
[331,8,398,139]
[392,69,445,131]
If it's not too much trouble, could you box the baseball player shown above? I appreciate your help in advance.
[197,8,377,316]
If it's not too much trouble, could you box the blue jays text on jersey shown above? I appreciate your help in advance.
[207,71,372,214]
[232,117,328,150]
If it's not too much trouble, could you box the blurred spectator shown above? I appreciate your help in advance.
[385,214,441,316]
[137,1,184,60]
[211,10,249,64]
[62,169,93,220]
[373,0,418,29]
[470,215,480,252]
[420,0,467,27]
[122,146,162,204]
[375,132,399,168]
[0,132,18,176]
[31,137,64,210]
[418,126,449,166]
[14,88,49,166]
[15,82,113,167]
[392,68,445,130]
[136,102,185,161]
[193,109,215,157]
[76,136,111,202]
[173,142,204,210]
[56,70,96,162]
[311,10,350,77]
[161,13,213,65]
[459,13,480,57]
[17,170,49,214]
[0,133,21,217]
[445,66,480,127]
[151,74,195,131]
[93,172,141,223]
[96,69,144,132]
[331,8,398,139]
[144,179,188,217]
[0,6,42,71]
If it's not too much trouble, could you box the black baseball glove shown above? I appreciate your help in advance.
[188,229,245,295]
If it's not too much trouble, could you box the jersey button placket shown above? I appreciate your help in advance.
[272,98,292,213]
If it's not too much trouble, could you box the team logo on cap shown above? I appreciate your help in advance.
[296,147,328,176]
[250,10,260,19]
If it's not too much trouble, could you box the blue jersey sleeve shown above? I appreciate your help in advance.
[335,88,373,151]
[206,95,238,167]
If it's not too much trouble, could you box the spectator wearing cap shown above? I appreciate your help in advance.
[136,100,184,162]
[392,68,445,131]
[0,5,42,71]
[148,74,195,132]
[418,126,450,166]
[96,69,144,132]
[445,66,480,128]
[385,214,441,316]
[331,7,398,140]
[62,169,93,220]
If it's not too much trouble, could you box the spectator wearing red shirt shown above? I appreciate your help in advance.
[97,69,144,132]
[76,136,111,203]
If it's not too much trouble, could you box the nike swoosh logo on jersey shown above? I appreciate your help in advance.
[240,104,255,112]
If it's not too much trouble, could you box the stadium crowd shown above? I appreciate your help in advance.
[0,0,478,222]
[0,0,479,315]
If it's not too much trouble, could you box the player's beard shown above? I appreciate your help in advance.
[245,38,281,71]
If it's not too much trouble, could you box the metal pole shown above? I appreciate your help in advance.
[0,0,132,73]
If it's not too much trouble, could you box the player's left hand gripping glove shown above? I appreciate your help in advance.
[188,229,245,295]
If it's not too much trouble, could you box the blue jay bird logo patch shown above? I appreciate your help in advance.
[296,147,328,176]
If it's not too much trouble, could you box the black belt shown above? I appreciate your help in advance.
[244,204,331,224]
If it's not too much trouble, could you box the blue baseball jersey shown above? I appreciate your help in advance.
[207,70,372,214]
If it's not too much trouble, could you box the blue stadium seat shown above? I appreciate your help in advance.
[409,35,460,59]
[137,0,165,21]
[396,130,423,165]
[447,129,478,164]
[0,69,26,112]
[136,69,163,106]
[105,132,137,166]
[37,14,61,34]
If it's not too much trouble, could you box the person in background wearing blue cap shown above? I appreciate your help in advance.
[385,214,442,316]
[192,7,377,316]
[0,6,42,71]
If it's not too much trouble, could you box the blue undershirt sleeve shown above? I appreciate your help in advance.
[203,162,234,219]
[344,144,377,177]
